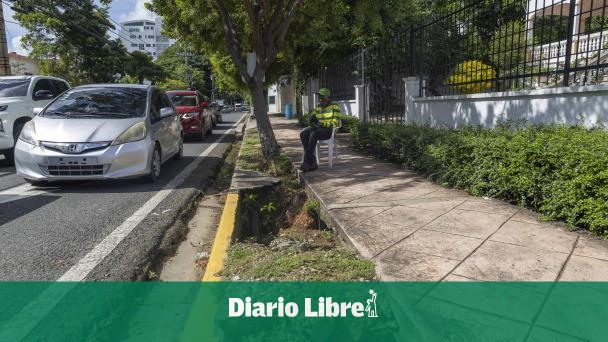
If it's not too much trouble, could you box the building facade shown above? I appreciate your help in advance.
[119,17,175,60]
[8,52,39,75]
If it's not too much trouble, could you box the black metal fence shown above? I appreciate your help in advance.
[314,0,608,123]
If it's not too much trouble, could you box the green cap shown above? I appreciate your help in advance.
[315,88,331,98]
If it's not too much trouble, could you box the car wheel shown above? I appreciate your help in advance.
[147,146,161,182]
[4,123,25,165]
[24,178,46,186]
[173,135,183,160]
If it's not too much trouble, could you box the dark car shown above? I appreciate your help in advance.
[166,90,213,140]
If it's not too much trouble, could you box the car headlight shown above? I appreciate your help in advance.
[111,122,147,146]
[19,121,38,146]
[181,112,199,119]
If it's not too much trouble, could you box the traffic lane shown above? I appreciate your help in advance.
[0,159,23,192]
[0,112,244,280]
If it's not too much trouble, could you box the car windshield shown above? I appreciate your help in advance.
[0,79,30,97]
[168,94,197,106]
[42,87,147,118]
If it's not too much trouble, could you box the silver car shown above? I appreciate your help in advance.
[14,84,183,184]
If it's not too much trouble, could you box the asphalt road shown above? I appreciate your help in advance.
[0,111,246,281]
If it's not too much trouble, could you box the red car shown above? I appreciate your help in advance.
[166,90,213,139]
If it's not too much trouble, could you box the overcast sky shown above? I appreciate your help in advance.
[3,0,156,56]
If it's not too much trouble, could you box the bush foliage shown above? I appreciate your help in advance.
[447,60,496,94]
[349,121,608,236]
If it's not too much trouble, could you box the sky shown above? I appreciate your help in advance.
[2,0,157,56]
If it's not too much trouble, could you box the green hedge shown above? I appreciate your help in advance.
[349,121,608,236]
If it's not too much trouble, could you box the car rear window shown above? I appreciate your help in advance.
[168,94,197,106]
[42,87,148,118]
[0,79,30,97]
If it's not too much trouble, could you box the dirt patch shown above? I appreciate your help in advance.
[221,128,375,281]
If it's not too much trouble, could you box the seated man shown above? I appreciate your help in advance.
[300,88,341,171]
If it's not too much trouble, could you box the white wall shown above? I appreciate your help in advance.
[335,100,358,118]
[404,77,608,128]
[268,84,278,113]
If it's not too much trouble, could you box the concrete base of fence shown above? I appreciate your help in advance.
[404,78,608,128]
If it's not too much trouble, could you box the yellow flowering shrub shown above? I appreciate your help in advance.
[447,60,496,94]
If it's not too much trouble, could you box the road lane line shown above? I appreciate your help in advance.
[0,115,247,342]
[0,183,57,205]
[58,114,247,281]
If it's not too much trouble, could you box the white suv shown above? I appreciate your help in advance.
[0,76,70,163]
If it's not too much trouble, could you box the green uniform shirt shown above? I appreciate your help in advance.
[307,102,341,129]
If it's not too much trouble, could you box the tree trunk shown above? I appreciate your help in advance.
[250,83,280,157]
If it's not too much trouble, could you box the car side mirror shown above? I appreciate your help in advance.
[160,107,176,118]
[34,90,54,100]
[33,107,43,115]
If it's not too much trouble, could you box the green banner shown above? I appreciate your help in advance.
[0,282,606,341]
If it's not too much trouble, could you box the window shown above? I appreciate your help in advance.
[146,44,151,47]
[0,79,29,97]
[150,90,163,122]
[42,87,147,118]
[32,79,54,100]
[130,34,136,38]
[268,96,276,105]
[138,35,142,38]
[131,43,137,47]
[51,80,69,96]
[168,94,197,106]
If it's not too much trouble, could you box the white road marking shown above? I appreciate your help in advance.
[0,115,247,342]
[0,183,57,205]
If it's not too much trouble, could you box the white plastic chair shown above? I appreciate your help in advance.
[315,120,342,168]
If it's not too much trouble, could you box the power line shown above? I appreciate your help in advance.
[2,0,146,60]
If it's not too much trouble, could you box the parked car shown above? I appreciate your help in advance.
[0,75,70,164]
[14,84,183,184]
[166,90,213,139]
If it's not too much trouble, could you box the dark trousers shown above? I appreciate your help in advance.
[300,127,332,165]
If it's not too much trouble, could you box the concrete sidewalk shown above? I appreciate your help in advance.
[271,116,608,281]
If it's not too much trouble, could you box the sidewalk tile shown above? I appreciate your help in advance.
[374,249,459,281]
[573,235,608,261]
[490,219,578,253]
[348,220,419,257]
[330,206,390,228]
[424,209,511,239]
[456,199,520,216]
[442,274,475,281]
[392,229,483,260]
[560,255,608,281]
[372,206,445,229]
[318,187,380,204]
[453,240,568,281]
[422,188,470,198]
[350,184,442,203]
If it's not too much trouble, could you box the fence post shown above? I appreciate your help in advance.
[403,77,420,123]
[354,84,367,122]
[563,0,578,86]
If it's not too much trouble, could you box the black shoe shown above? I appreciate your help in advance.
[299,163,317,172]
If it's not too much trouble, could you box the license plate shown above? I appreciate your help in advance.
[48,157,99,166]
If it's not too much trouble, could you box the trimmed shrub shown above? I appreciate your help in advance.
[447,60,496,94]
[349,121,608,236]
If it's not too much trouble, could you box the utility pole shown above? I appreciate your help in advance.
[178,48,193,89]
[0,4,12,76]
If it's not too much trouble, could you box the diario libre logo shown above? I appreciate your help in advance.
[229,289,378,318]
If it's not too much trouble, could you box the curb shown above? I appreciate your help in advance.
[202,193,239,281]
[201,115,249,281]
